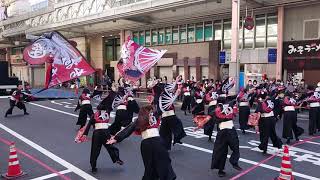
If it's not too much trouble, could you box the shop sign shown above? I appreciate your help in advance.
[268,48,277,63]
[219,51,226,64]
[284,40,320,57]
[283,40,320,69]
[244,16,254,30]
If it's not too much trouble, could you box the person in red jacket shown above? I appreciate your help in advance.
[282,93,304,144]
[5,84,29,117]
[107,105,176,180]
[75,88,94,129]
[81,110,123,173]
[210,96,242,177]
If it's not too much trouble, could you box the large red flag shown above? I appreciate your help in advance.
[117,37,167,82]
[23,31,95,88]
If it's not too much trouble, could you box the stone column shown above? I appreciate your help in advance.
[183,57,189,80]
[276,6,284,80]
[229,0,240,95]
[196,57,201,81]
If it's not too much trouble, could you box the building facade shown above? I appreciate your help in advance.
[0,0,319,87]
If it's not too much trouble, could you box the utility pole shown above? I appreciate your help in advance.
[230,0,240,94]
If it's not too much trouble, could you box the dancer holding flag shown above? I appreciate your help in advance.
[5,84,29,117]
[74,88,94,129]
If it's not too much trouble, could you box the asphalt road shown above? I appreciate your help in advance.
[0,96,320,180]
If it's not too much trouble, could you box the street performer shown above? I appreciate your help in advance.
[211,95,242,177]
[5,84,29,117]
[75,88,94,129]
[181,82,192,115]
[107,105,176,180]
[109,87,140,135]
[307,85,320,135]
[203,89,219,141]
[158,76,187,150]
[282,92,304,144]
[81,109,124,173]
[237,88,251,134]
[255,93,282,154]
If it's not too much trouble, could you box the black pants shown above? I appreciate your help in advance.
[309,107,320,135]
[181,96,191,112]
[282,110,304,139]
[160,115,187,150]
[211,128,240,170]
[258,117,282,151]
[76,104,93,128]
[141,137,176,180]
[109,109,131,135]
[204,105,216,137]
[239,106,250,130]
[6,100,27,115]
[90,130,120,168]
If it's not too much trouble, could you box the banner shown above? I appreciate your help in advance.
[117,37,167,82]
[23,31,95,88]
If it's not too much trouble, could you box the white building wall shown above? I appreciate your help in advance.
[284,3,320,41]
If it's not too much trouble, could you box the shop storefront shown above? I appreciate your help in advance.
[283,40,320,85]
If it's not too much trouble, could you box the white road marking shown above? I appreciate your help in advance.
[29,102,319,179]
[0,96,10,99]
[50,101,63,106]
[0,123,97,180]
[29,169,72,180]
[179,143,319,180]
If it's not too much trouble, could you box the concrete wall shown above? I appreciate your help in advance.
[284,3,320,41]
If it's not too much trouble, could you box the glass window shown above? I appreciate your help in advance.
[145,30,151,46]
[172,26,179,44]
[267,14,278,47]
[105,39,114,61]
[115,40,121,60]
[239,24,243,49]
[165,27,172,44]
[152,29,157,45]
[204,21,213,41]
[267,15,277,36]
[196,23,204,42]
[179,25,187,43]
[214,20,222,40]
[188,24,195,43]
[255,14,266,48]
[223,20,231,49]
[133,32,139,43]
[267,36,277,47]
[158,28,164,45]
[139,31,144,45]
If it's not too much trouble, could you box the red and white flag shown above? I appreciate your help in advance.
[117,37,167,82]
[23,31,95,88]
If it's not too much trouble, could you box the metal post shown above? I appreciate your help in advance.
[236,0,240,92]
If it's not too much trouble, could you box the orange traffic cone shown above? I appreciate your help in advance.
[277,145,294,180]
[1,143,26,179]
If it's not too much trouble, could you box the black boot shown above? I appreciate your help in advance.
[242,129,245,134]
[208,136,212,142]
[184,111,187,115]
[232,164,243,171]
[91,167,97,173]
[286,138,290,144]
[218,170,226,177]
[24,112,29,115]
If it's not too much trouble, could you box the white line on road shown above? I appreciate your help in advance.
[29,169,72,180]
[0,96,10,99]
[179,143,319,180]
[29,102,319,180]
[0,123,97,180]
